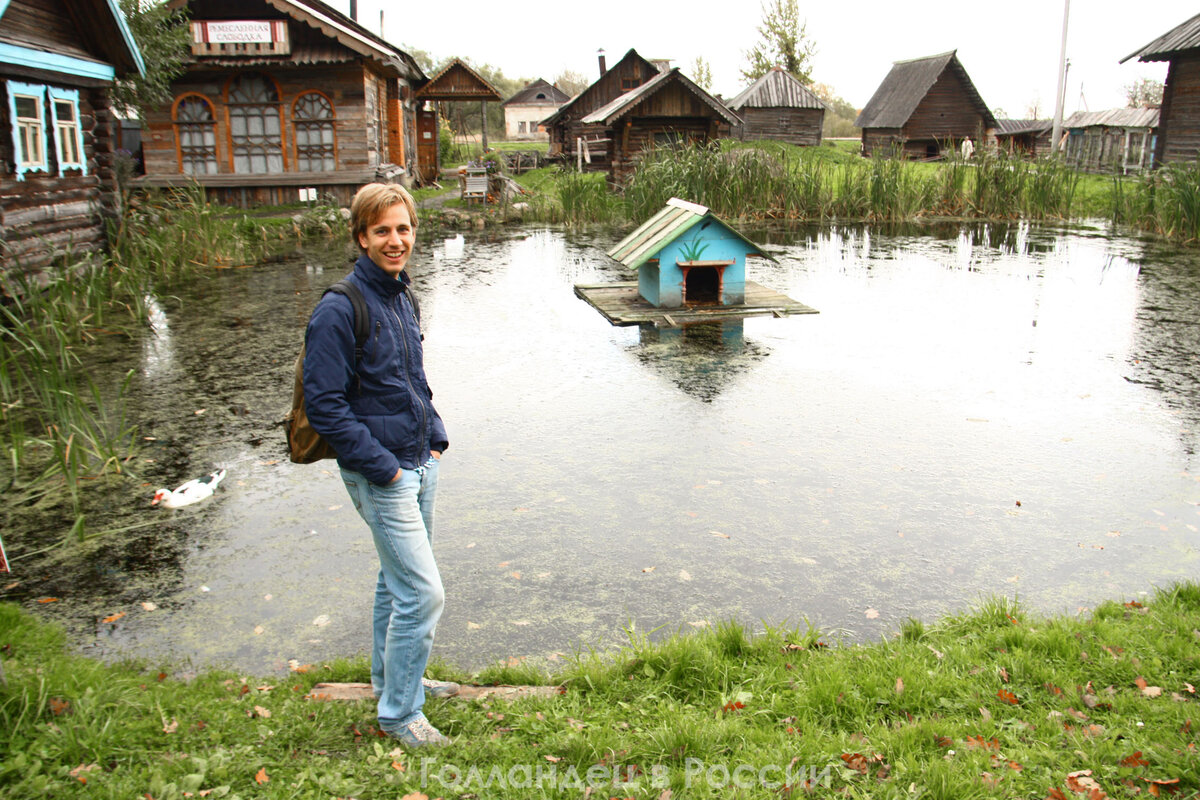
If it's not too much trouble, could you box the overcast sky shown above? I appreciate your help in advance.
[324,0,1193,119]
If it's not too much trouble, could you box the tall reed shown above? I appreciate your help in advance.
[2,185,308,542]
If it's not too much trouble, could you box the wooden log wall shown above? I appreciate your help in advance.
[739,108,824,146]
[0,0,94,61]
[611,117,713,184]
[861,128,901,157]
[903,71,986,146]
[1158,53,1200,166]
[0,85,110,279]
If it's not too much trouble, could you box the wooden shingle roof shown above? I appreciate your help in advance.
[541,48,659,127]
[580,68,740,127]
[1121,12,1200,62]
[1063,108,1159,129]
[415,57,502,101]
[607,198,772,271]
[855,50,995,129]
[726,67,826,111]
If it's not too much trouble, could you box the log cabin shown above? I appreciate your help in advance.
[1121,12,1200,166]
[855,51,996,159]
[991,119,1053,158]
[579,67,740,185]
[1062,108,1159,174]
[726,67,826,147]
[139,0,426,207]
[543,48,662,172]
[0,0,144,278]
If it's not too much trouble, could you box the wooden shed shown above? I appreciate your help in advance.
[991,119,1053,158]
[0,0,145,278]
[726,67,826,147]
[139,0,426,207]
[1061,108,1159,174]
[501,78,568,141]
[543,48,662,171]
[855,51,996,159]
[579,68,740,185]
[412,58,502,179]
[1121,12,1200,166]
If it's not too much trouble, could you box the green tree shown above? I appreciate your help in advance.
[812,82,858,138]
[553,69,589,98]
[1125,77,1164,108]
[690,56,713,91]
[741,0,816,84]
[110,0,191,118]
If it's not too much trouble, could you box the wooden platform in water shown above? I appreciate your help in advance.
[574,281,818,327]
[306,682,563,702]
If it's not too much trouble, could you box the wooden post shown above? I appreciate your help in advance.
[480,101,488,150]
[577,137,583,171]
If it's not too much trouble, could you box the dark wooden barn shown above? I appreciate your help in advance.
[1122,12,1200,166]
[579,67,740,185]
[0,0,144,277]
[991,119,1053,157]
[726,67,826,147]
[140,0,426,207]
[543,48,662,171]
[855,51,996,159]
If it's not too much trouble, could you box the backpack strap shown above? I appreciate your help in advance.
[400,282,423,341]
[324,279,369,363]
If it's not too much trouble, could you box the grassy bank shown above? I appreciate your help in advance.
[516,140,1200,243]
[0,187,344,540]
[2,584,1197,798]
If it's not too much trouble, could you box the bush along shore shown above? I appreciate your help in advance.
[0,186,348,543]
[500,140,1200,243]
[1,583,1197,799]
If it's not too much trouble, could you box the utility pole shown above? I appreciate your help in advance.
[1050,0,1070,153]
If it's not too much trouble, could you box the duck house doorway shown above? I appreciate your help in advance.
[681,261,730,306]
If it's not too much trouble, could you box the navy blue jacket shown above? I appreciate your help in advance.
[303,254,448,485]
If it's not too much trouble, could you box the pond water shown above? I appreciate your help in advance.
[11,220,1200,675]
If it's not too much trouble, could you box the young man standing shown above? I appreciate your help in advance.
[303,183,456,747]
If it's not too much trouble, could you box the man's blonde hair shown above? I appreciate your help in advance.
[350,183,418,250]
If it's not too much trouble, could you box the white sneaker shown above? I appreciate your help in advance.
[423,677,461,698]
[388,713,451,748]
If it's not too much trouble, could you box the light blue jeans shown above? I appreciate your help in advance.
[340,458,443,730]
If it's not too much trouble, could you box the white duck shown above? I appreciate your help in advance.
[152,469,227,508]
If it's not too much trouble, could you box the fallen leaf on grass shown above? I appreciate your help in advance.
[49,698,70,715]
[895,677,904,694]
[1143,777,1180,797]
[935,736,954,748]
[37,597,59,604]
[140,602,157,611]
[162,718,178,734]
[253,705,271,718]
[390,760,405,771]
[997,689,1019,705]
[69,763,99,783]
[1135,677,1163,698]
[287,660,312,673]
[544,755,561,763]
[965,736,1000,751]
[254,767,269,785]
[400,793,428,800]
[1120,751,1149,767]
[102,612,125,623]
[1065,770,1105,796]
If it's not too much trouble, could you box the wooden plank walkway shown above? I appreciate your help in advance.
[574,281,818,327]
[305,682,563,702]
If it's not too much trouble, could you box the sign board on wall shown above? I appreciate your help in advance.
[205,21,273,44]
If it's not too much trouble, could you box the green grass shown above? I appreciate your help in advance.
[3,583,1198,798]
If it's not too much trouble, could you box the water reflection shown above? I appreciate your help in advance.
[631,321,770,403]
[14,222,1200,676]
